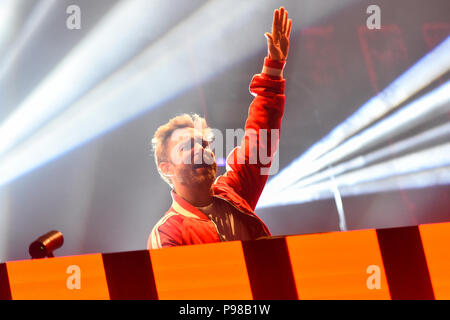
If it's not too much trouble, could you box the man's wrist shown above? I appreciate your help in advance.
[262,57,286,79]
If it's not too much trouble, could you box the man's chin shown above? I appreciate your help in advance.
[185,175,215,188]
[180,165,217,186]
[194,166,217,183]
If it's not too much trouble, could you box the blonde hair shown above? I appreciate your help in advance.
[152,113,208,186]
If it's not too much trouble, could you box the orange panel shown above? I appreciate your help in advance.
[419,222,450,299]
[6,254,110,300]
[286,229,391,300]
[150,241,252,300]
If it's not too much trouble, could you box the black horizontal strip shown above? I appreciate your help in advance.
[102,250,158,300]
[376,226,435,300]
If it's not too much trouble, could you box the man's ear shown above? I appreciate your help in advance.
[159,161,174,177]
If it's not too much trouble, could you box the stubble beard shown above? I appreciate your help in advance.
[177,162,218,188]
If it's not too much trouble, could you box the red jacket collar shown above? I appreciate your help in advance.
[170,190,211,220]
[170,186,256,220]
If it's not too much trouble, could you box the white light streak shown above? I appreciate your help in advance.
[0,0,21,58]
[265,36,450,194]
[0,0,364,188]
[262,79,450,199]
[328,169,347,231]
[0,0,56,81]
[0,0,203,156]
[292,122,450,189]
[0,0,277,187]
[257,142,450,208]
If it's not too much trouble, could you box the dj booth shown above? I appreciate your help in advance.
[1,222,449,300]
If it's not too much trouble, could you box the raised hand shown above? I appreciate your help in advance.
[265,7,292,61]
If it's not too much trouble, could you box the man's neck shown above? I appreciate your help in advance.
[173,183,213,207]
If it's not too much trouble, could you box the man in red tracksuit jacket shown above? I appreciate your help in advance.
[148,7,292,249]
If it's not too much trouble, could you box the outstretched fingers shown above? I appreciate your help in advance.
[282,9,288,33]
[273,7,289,40]
[279,7,285,27]
[267,6,292,60]
[272,9,278,36]
[286,19,292,38]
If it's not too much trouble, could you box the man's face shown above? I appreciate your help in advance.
[165,127,217,188]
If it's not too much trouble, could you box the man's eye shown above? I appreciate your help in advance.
[177,142,191,152]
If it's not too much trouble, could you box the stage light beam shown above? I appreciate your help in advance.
[0,0,204,157]
[257,142,450,208]
[264,36,450,195]
[292,122,450,189]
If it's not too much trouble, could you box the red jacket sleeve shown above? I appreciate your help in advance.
[218,58,286,210]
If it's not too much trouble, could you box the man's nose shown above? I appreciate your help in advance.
[193,142,204,152]
[191,143,202,164]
